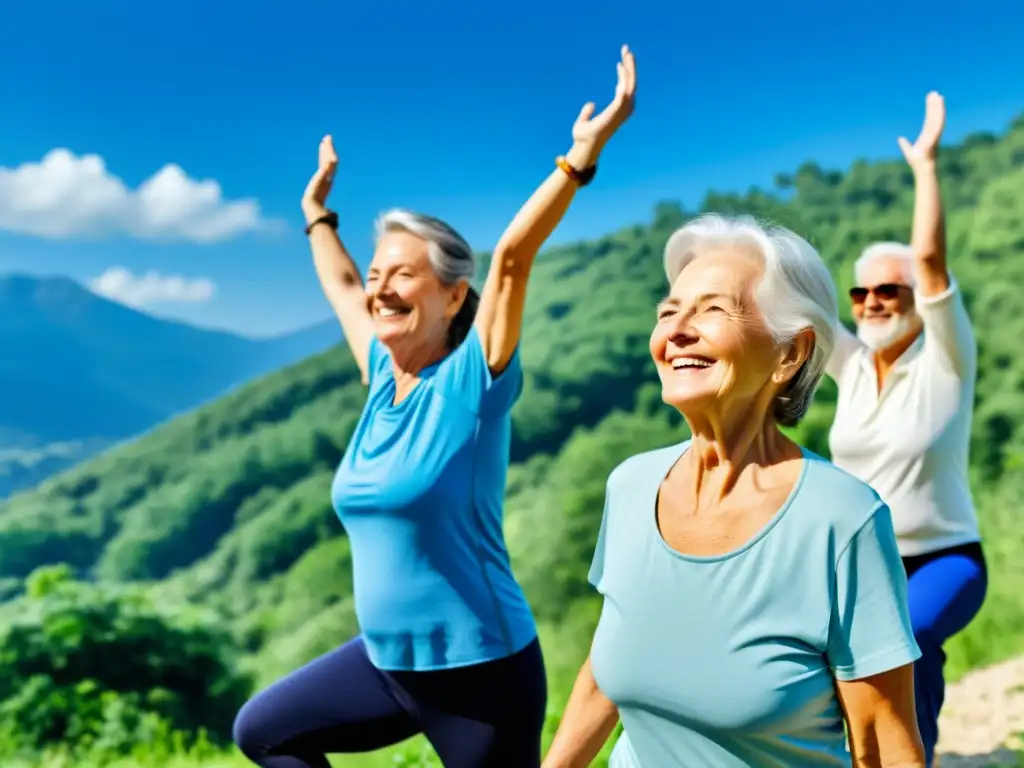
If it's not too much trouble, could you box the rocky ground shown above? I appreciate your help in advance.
[937,656,1024,767]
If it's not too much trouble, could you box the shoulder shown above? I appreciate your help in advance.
[798,450,888,543]
[917,278,976,345]
[428,327,523,416]
[916,276,967,312]
[437,326,521,386]
[592,441,687,576]
[835,344,870,385]
[607,440,689,495]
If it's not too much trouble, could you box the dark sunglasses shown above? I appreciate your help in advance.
[848,283,909,304]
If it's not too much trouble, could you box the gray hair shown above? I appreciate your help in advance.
[374,208,478,348]
[854,242,917,287]
[663,214,838,427]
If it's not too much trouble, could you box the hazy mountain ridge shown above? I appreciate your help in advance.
[0,274,341,497]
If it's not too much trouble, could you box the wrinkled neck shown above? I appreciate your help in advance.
[387,333,449,381]
[680,394,795,503]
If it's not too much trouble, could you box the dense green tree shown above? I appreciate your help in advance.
[0,111,1020,767]
[0,565,249,755]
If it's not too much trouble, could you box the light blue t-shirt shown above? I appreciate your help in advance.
[331,327,537,671]
[589,440,921,767]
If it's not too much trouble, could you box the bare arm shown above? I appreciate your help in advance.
[475,45,637,375]
[836,664,925,767]
[543,656,620,768]
[898,93,976,377]
[899,92,949,299]
[301,136,375,384]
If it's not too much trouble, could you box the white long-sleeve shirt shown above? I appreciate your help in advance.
[826,280,979,557]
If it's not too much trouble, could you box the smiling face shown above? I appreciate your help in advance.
[651,246,788,419]
[851,255,920,350]
[365,230,465,353]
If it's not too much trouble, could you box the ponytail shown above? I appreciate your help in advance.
[447,285,479,349]
[772,359,812,427]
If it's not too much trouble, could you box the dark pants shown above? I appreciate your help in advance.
[902,542,987,767]
[233,636,548,768]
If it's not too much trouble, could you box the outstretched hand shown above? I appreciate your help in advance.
[302,135,339,215]
[898,92,945,173]
[571,45,637,155]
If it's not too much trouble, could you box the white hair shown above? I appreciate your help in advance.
[374,208,476,285]
[663,213,838,426]
[374,208,478,347]
[854,242,917,287]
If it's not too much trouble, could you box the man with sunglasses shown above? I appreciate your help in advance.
[824,92,986,768]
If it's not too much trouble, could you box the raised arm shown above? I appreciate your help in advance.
[301,136,376,384]
[475,45,637,375]
[542,655,620,768]
[899,92,948,298]
[899,93,976,377]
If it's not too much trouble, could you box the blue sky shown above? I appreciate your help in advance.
[0,0,1020,337]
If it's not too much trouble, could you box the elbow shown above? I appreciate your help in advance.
[850,728,926,768]
[915,248,944,268]
[491,243,538,279]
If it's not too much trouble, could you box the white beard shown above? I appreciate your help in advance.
[856,314,916,351]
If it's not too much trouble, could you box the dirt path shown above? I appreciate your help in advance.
[937,656,1024,767]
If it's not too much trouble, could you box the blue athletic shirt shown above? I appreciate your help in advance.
[590,440,921,767]
[331,327,537,671]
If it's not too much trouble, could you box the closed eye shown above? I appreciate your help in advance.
[700,302,732,315]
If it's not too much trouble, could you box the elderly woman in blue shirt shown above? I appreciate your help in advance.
[544,215,925,767]
[233,47,636,768]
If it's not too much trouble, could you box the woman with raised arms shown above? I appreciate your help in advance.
[232,46,636,768]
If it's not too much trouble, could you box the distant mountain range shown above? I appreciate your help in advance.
[0,274,342,497]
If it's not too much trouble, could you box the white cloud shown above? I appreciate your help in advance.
[0,149,273,242]
[89,267,216,308]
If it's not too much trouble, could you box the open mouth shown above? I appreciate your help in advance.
[670,355,717,372]
[376,306,411,319]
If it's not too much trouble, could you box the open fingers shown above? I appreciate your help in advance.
[621,44,636,97]
[319,135,338,169]
[608,45,635,111]
[918,91,946,147]
[575,44,636,133]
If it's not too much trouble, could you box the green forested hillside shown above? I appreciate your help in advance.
[0,114,1022,766]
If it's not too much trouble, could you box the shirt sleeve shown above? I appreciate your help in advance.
[437,326,524,418]
[366,336,391,393]
[826,502,921,681]
[916,278,976,380]
[588,488,612,595]
[825,322,863,381]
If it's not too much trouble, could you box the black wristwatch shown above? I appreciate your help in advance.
[305,210,339,235]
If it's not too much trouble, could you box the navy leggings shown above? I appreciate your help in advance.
[233,637,547,768]
[902,541,987,767]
